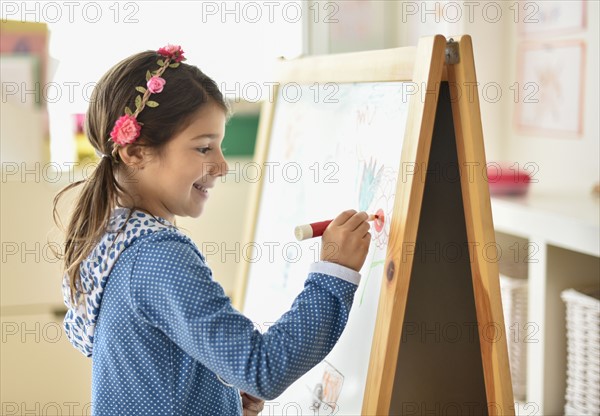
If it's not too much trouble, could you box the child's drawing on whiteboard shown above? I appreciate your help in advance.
[355,103,376,129]
[358,158,383,211]
[357,158,398,306]
[358,158,394,248]
[244,82,410,414]
[309,361,344,415]
[368,169,396,249]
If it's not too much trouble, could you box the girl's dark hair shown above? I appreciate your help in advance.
[52,50,229,306]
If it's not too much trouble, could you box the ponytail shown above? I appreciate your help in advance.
[52,156,133,306]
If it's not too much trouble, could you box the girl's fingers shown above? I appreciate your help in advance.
[356,221,371,237]
[329,209,357,227]
[343,211,370,231]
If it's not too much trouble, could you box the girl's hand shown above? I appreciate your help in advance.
[321,210,371,272]
[241,391,264,416]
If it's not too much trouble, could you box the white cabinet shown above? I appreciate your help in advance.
[491,194,600,415]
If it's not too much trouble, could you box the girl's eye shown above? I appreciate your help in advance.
[196,147,211,154]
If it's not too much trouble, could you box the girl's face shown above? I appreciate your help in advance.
[119,101,229,223]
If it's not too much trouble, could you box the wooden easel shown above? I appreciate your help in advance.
[235,34,515,415]
[362,35,515,415]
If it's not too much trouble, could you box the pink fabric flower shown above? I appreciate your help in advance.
[157,44,185,63]
[110,115,141,146]
[147,76,166,94]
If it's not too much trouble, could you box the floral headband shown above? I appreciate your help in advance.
[108,44,186,147]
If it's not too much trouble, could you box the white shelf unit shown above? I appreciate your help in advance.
[491,194,600,415]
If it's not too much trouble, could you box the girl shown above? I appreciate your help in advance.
[53,45,372,416]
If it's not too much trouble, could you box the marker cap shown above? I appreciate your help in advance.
[294,224,314,241]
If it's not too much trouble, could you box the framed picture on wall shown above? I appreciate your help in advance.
[328,1,390,54]
[518,0,586,37]
[514,40,586,138]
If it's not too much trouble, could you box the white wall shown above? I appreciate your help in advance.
[395,0,599,194]
[504,1,599,194]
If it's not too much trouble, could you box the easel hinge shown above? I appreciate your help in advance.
[445,39,459,65]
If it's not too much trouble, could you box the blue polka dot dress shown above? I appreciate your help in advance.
[62,208,361,415]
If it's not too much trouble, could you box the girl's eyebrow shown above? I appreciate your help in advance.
[191,134,219,140]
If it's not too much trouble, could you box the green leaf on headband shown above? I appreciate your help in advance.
[169,62,180,68]
[135,86,147,94]
[146,70,151,81]
[135,95,142,110]
[157,59,164,66]
[146,100,159,108]
[124,106,132,115]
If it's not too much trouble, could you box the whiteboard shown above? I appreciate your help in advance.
[242,82,409,415]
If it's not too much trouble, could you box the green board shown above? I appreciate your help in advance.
[223,114,259,156]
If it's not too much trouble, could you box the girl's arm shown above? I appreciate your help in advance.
[129,230,358,400]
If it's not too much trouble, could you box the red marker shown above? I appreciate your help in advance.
[294,213,384,241]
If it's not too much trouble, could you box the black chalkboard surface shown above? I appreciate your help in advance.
[390,82,488,415]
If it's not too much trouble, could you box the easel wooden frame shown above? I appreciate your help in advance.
[361,35,514,415]
[233,35,514,415]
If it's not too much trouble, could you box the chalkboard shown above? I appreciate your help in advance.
[235,35,515,415]
[390,81,488,415]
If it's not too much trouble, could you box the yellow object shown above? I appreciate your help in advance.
[75,132,97,164]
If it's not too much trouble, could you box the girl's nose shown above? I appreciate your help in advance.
[217,160,229,177]
[206,156,229,177]
[217,154,229,177]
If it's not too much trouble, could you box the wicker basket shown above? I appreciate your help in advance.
[500,274,528,401]
[561,287,600,416]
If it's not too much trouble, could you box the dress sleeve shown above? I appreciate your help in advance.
[129,231,358,400]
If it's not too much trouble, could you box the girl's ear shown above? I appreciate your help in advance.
[118,144,149,169]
